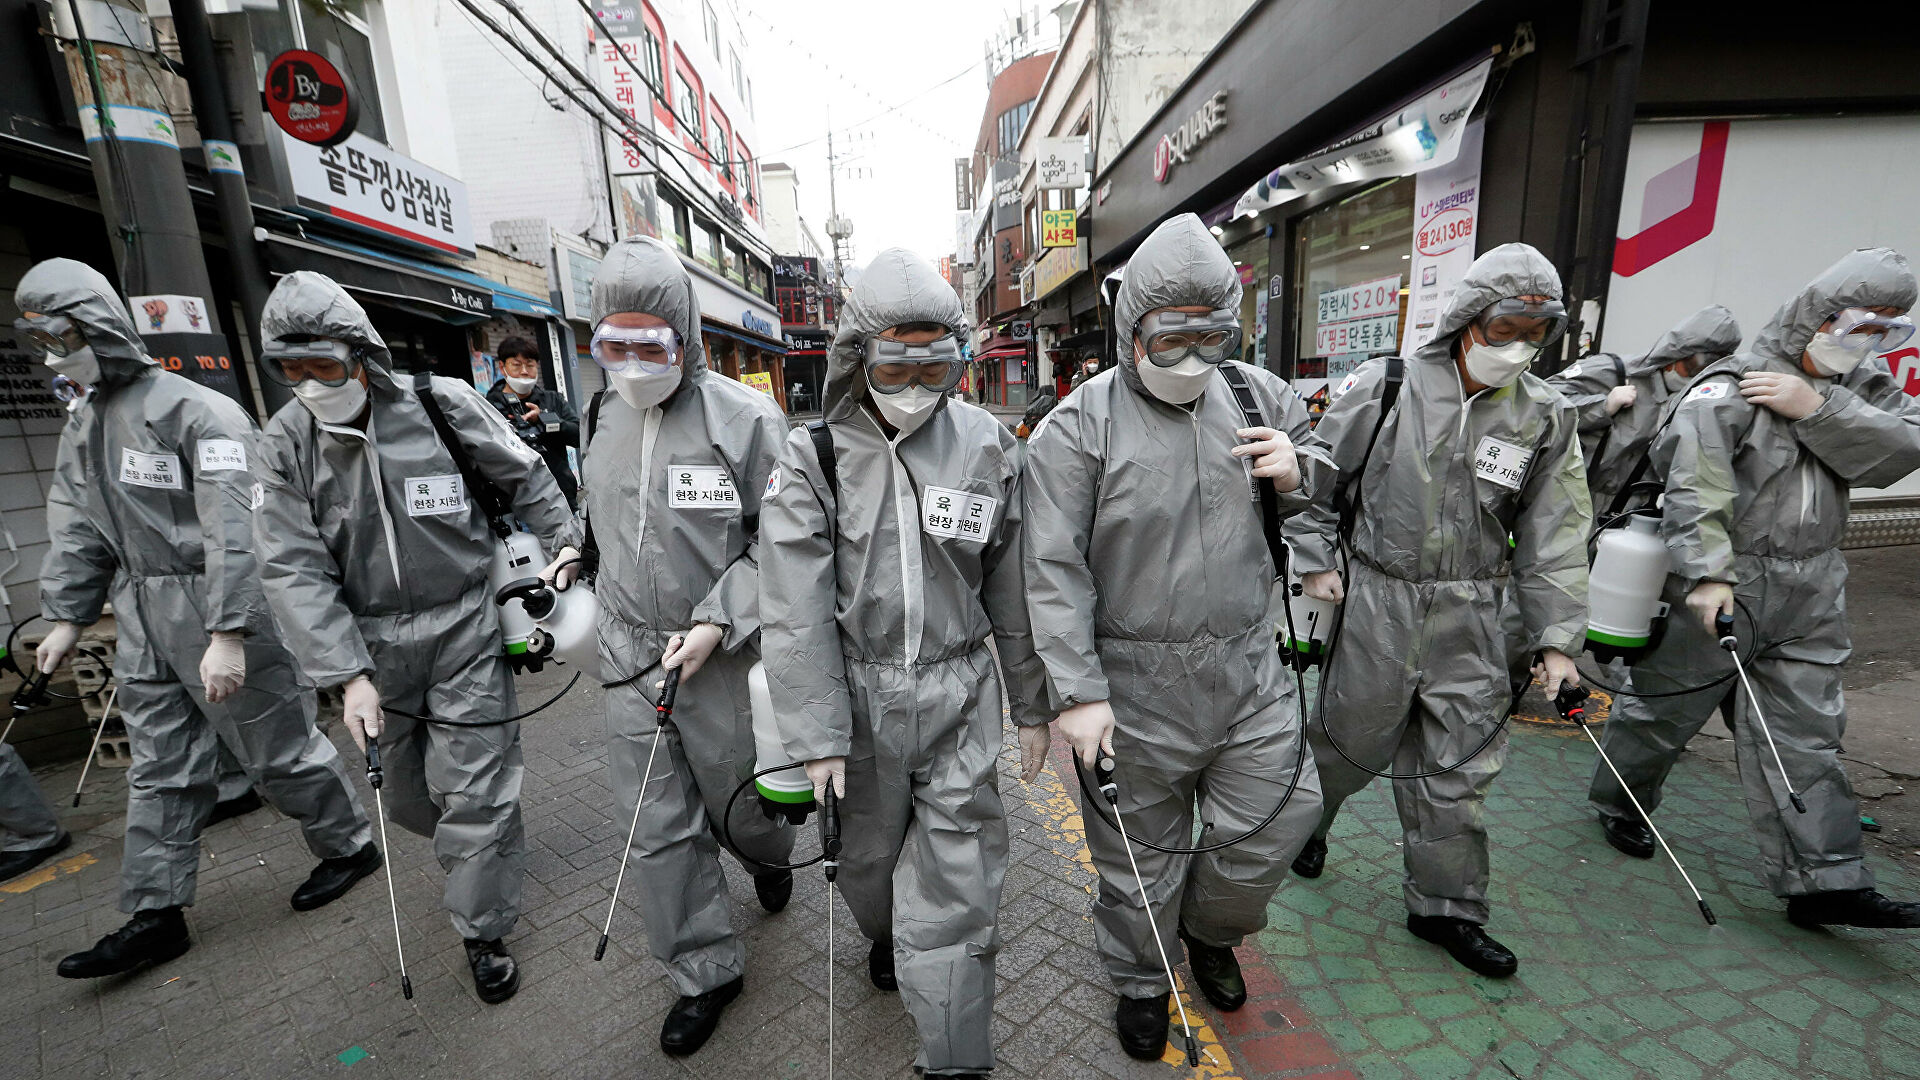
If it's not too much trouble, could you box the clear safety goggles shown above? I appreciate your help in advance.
[590,323,680,375]
[1474,297,1568,347]
[51,374,86,404]
[1824,307,1915,358]
[13,314,85,357]
[862,334,965,395]
[259,338,361,387]
[1138,308,1243,367]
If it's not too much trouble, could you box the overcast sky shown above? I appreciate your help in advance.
[741,0,1033,267]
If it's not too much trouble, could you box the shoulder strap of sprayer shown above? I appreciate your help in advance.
[1335,356,1404,542]
[807,420,841,559]
[413,371,513,539]
[1586,354,1631,474]
[1601,367,1746,521]
[578,390,606,572]
[1218,363,1287,580]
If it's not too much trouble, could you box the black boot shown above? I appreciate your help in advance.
[1407,914,1517,978]
[1787,889,1920,929]
[659,976,743,1056]
[206,790,264,826]
[1115,992,1170,1061]
[463,937,520,1004]
[868,937,897,991]
[0,831,70,884]
[290,842,381,911]
[754,869,793,914]
[1291,835,1327,879]
[1178,929,1246,1011]
[57,907,191,979]
[1599,814,1656,859]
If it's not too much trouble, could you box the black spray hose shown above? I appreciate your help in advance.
[1572,597,1775,701]
[5,615,113,701]
[718,761,826,872]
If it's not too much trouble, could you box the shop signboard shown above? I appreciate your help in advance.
[1041,208,1078,248]
[264,49,358,147]
[1231,57,1491,221]
[991,159,1022,232]
[1313,274,1400,357]
[1151,91,1228,184]
[281,130,474,257]
[1404,120,1484,353]
[1033,137,1087,190]
[742,371,775,394]
[1030,239,1088,302]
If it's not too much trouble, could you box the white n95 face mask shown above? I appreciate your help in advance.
[505,375,538,395]
[1803,331,1868,377]
[293,376,368,424]
[44,345,100,388]
[1136,353,1216,404]
[1463,339,1540,388]
[612,366,678,410]
[872,385,943,434]
[1662,367,1690,393]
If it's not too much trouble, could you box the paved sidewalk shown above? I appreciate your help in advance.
[3,663,1917,1079]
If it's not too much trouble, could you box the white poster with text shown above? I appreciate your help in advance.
[1404,121,1484,354]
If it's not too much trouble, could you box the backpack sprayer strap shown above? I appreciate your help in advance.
[1335,356,1403,541]
[1587,353,1630,471]
[1217,363,1286,580]
[1601,368,1747,521]
[413,372,513,538]
[578,389,606,575]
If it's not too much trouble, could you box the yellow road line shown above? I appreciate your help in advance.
[0,851,98,899]
[1023,751,1242,1078]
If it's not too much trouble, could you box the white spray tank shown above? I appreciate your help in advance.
[490,532,544,671]
[1586,512,1671,663]
[1275,549,1335,670]
[748,661,816,824]
[493,575,602,677]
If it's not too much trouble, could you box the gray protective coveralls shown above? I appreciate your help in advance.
[1590,248,1920,897]
[253,272,576,940]
[759,249,1047,1076]
[1022,214,1325,997]
[1286,244,1591,923]
[1,743,63,853]
[1548,306,1742,512]
[579,238,793,996]
[20,259,371,913]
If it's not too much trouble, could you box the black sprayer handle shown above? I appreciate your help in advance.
[11,668,52,716]
[1094,755,1119,807]
[1554,684,1591,724]
[1716,611,1736,650]
[366,740,384,790]
[820,786,841,882]
[658,666,681,718]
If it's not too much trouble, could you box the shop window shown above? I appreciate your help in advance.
[1226,233,1271,370]
[725,243,748,287]
[693,217,722,271]
[675,71,704,144]
[658,189,691,254]
[997,99,1034,156]
[712,118,733,181]
[1287,178,1415,390]
[749,258,771,300]
[639,26,665,93]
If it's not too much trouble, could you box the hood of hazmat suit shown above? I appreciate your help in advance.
[1593,248,1920,899]
[1022,213,1326,996]
[757,247,1046,1074]
[15,257,152,390]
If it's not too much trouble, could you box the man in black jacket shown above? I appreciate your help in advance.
[485,335,581,506]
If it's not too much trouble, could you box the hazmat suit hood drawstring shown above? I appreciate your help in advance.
[260,271,402,399]
[14,258,157,389]
[588,235,708,397]
[1409,242,1564,380]
[823,247,968,424]
[1623,304,1743,379]
[1747,247,1917,371]
[1110,213,1242,401]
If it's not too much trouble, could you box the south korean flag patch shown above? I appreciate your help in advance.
[764,467,782,498]
[1684,381,1729,404]
[1333,372,1362,400]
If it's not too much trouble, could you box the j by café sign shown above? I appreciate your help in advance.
[1152,91,1228,184]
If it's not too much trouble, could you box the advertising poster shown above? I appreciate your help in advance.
[1404,120,1484,353]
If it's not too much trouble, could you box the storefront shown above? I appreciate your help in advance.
[685,261,789,411]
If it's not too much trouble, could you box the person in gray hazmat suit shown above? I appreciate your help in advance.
[2,611,71,885]
[1021,213,1323,1059]
[251,271,577,1003]
[539,237,795,1055]
[15,259,377,979]
[1589,247,1920,929]
[759,248,1048,1080]
[1285,243,1591,978]
[1548,305,1743,512]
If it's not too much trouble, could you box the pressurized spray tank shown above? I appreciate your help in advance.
[1586,512,1671,663]
[1277,555,1335,671]
[490,532,544,671]
[748,661,815,824]
[493,575,601,677]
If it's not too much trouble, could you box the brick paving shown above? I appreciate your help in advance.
[3,665,1917,1079]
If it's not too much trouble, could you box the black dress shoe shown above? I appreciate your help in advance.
[754,869,793,913]
[57,907,191,978]
[1787,889,1920,929]
[868,937,897,991]
[290,842,381,911]
[1178,929,1246,1011]
[206,790,264,826]
[1599,814,1656,859]
[1406,914,1517,978]
[0,831,71,884]
[463,937,521,1004]
[659,976,743,1056]
[1115,992,1170,1061]
[1292,835,1327,879]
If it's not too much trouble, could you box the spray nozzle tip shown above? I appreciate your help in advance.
[1790,794,1807,814]
[594,935,609,961]
[1184,1033,1201,1067]
[1699,900,1718,926]
[401,975,413,1000]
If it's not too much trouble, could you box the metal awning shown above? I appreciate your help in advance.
[262,232,562,324]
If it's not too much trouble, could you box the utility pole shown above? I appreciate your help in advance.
[53,0,247,409]
[824,121,853,303]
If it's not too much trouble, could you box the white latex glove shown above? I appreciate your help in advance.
[658,623,724,685]
[341,675,384,754]
[1017,723,1051,784]
[1605,384,1638,415]
[1537,648,1580,701]
[1739,372,1824,420]
[1688,581,1735,634]
[35,621,82,674]
[1054,700,1116,768]
[540,545,584,590]
[199,631,247,704]
[1232,426,1302,492]
[805,756,847,801]
[1301,569,1345,604]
